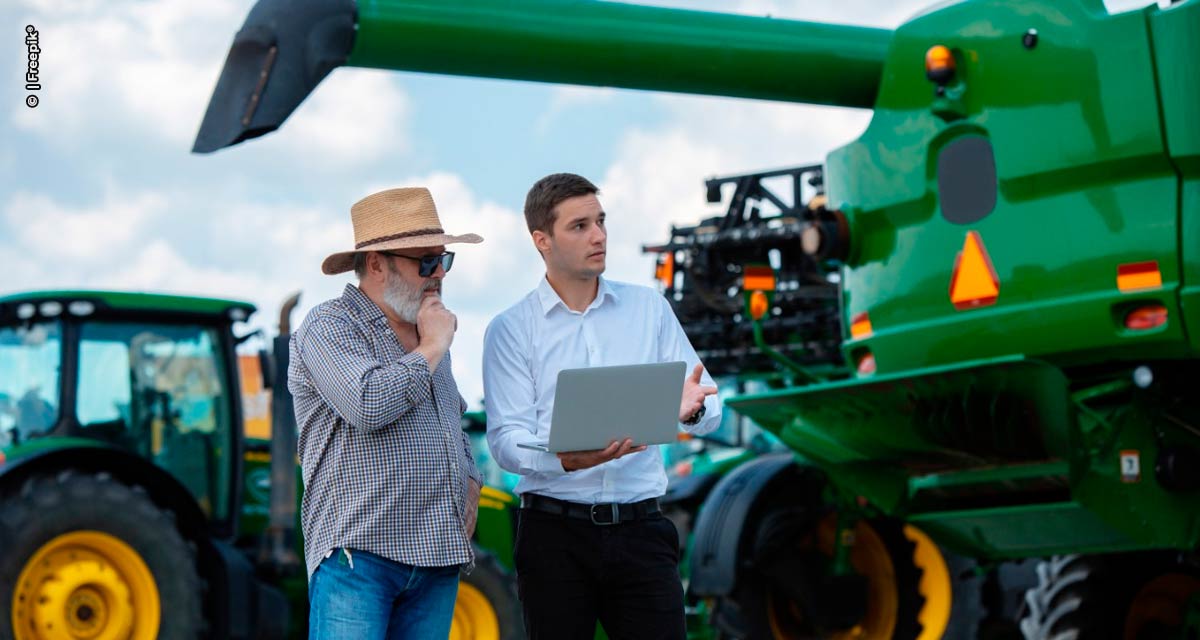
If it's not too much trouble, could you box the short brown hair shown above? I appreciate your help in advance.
[524,173,599,235]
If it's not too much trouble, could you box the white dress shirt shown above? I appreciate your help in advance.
[483,276,721,503]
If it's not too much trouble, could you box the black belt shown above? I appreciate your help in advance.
[520,493,662,526]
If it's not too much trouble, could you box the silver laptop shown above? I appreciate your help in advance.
[517,361,687,453]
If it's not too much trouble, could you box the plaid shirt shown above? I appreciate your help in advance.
[289,283,480,578]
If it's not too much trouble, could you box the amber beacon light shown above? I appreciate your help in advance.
[926,45,955,84]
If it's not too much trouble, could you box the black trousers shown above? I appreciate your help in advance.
[513,506,686,640]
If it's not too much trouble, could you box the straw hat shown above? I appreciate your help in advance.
[322,187,483,275]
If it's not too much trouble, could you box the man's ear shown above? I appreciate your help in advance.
[367,252,388,278]
[532,230,551,256]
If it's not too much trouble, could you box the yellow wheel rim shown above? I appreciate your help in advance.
[906,525,952,640]
[1124,573,1200,640]
[766,515,900,639]
[11,531,160,640]
[449,582,500,640]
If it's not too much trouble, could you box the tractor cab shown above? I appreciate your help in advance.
[0,291,252,527]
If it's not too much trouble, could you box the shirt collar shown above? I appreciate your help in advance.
[536,275,620,316]
[341,283,389,327]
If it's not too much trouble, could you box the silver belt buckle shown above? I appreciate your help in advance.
[590,503,619,525]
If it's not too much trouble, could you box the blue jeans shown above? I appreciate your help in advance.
[309,548,461,640]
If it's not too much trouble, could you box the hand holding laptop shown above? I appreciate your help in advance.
[557,438,648,472]
[515,361,688,455]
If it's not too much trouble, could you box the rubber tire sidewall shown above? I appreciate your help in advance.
[0,471,204,640]
[463,549,525,640]
[723,515,926,640]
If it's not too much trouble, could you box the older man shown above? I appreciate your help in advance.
[289,187,483,639]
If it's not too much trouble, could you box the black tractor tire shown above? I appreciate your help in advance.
[1019,553,1200,640]
[718,513,926,640]
[924,546,985,640]
[0,470,204,640]
[455,548,525,640]
[975,560,1038,640]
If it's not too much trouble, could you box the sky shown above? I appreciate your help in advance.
[2,0,1153,408]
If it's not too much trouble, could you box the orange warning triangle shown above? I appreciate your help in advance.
[949,231,999,310]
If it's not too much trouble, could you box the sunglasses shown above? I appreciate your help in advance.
[380,251,455,277]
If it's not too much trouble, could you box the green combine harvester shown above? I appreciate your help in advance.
[195,0,1200,637]
[0,291,523,639]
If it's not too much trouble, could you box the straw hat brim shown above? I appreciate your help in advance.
[322,232,483,275]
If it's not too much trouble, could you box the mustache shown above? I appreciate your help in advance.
[423,279,442,292]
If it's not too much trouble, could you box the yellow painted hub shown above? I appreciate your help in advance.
[449,582,500,640]
[11,531,160,640]
[766,515,901,640]
[906,525,953,640]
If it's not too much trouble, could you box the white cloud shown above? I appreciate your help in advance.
[254,70,413,165]
[10,0,244,145]
[10,0,411,165]
[3,189,164,261]
[536,86,617,132]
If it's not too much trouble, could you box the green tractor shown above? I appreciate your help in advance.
[196,0,1200,637]
[0,290,522,639]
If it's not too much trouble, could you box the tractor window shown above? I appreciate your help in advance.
[0,321,62,448]
[77,322,232,520]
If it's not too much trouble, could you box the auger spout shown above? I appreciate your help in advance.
[194,0,890,153]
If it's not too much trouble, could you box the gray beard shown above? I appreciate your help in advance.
[383,275,422,323]
[383,272,442,324]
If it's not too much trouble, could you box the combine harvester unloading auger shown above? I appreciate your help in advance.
[196,1,1200,638]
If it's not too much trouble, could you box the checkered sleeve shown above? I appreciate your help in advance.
[297,310,434,432]
[458,393,482,485]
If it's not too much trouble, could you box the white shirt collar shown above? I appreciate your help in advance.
[535,274,620,316]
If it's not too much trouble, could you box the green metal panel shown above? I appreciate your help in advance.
[727,357,1073,466]
[825,0,1184,375]
[1150,2,1200,355]
[1,437,108,466]
[0,290,255,318]
[349,0,890,109]
[907,460,1069,498]
[237,448,273,538]
[1071,402,1200,553]
[908,502,1145,559]
[475,485,518,571]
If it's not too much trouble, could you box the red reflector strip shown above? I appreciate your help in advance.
[856,351,876,375]
[850,312,873,339]
[743,266,776,292]
[1125,304,1168,330]
[1117,261,1162,293]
